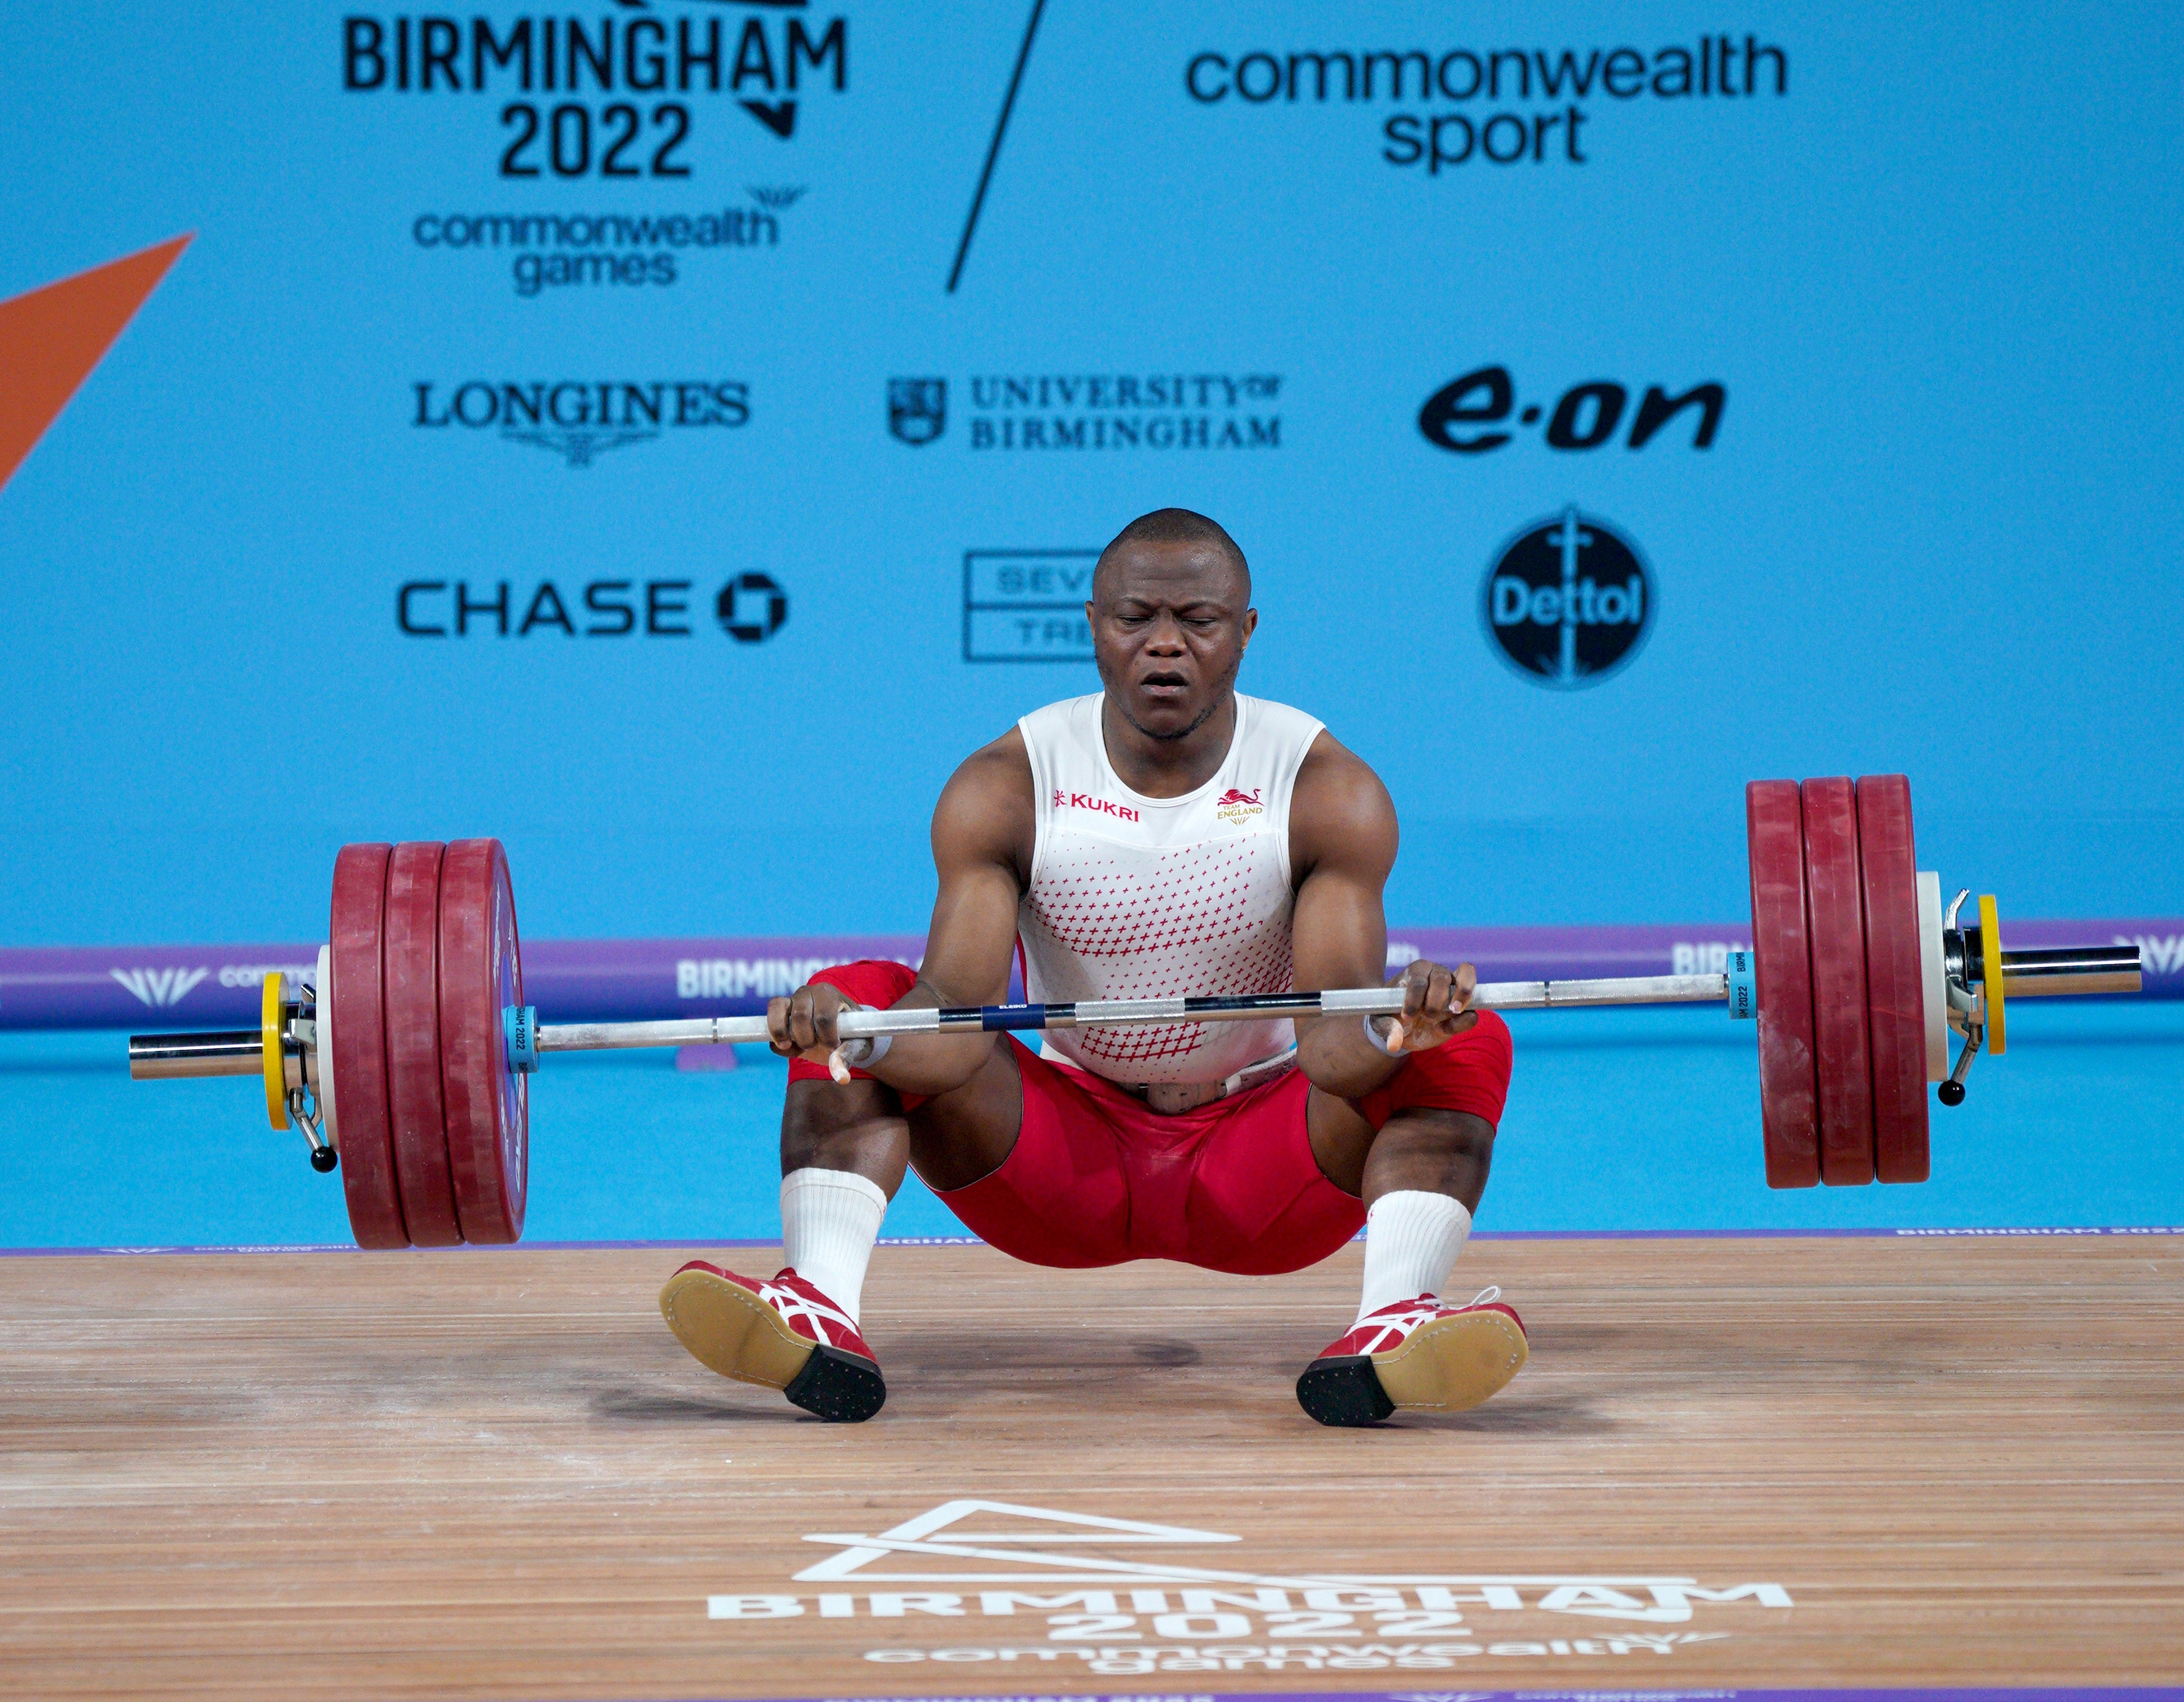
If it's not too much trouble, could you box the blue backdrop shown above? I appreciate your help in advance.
[1,1,2179,951]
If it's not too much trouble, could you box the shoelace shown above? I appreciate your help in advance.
[1465,1284,1502,1308]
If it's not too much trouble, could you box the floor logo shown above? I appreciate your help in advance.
[1482,508,1652,688]
[889,378,947,444]
[698,1497,1794,1674]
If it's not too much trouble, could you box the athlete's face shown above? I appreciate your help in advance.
[1086,540,1257,742]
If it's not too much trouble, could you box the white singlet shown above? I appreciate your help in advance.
[1016,691,1325,1086]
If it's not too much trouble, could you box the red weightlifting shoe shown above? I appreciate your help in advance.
[1295,1286,1527,1426]
[658,1261,885,1422]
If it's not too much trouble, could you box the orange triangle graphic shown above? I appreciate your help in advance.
[0,233,192,494]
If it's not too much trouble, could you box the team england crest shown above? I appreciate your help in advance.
[888,378,947,445]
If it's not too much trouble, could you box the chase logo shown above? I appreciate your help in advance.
[1481,507,1652,689]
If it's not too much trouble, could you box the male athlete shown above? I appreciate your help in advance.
[659,509,1524,1427]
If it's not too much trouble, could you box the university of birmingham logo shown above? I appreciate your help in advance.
[888,378,947,445]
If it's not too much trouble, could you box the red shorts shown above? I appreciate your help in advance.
[787,961,1513,1277]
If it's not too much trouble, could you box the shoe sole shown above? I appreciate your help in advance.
[658,1269,885,1423]
[1296,1309,1528,1427]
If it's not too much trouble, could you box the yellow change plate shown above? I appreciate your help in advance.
[1979,894,2006,1057]
[262,971,288,1130]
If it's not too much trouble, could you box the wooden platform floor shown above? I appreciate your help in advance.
[1,1235,2180,1700]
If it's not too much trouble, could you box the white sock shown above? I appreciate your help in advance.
[1356,1190,1473,1323]
[780,1168,888,1325]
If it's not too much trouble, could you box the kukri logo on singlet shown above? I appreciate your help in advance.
[1053,789,1141,824]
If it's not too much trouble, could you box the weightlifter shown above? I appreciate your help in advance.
[659,509,1525,1426]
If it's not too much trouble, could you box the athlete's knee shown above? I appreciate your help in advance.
[781,1077,908,1177]
[1377,1104,1493,1155]
[1366,1105,1495,1208]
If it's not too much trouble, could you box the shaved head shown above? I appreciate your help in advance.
[1093,508,1250,602]
[1084,507,1257,746]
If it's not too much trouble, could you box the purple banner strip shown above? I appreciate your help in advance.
[4,1226,2178,1258]
[2,919,2177,1031]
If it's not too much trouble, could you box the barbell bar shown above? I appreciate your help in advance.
[125,776,2142,1248]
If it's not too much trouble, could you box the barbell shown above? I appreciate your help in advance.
[126,776,2141,1248]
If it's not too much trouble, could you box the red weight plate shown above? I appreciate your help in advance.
[384,841,463,1247]
[1746,781,1820,1188]
[1857,775,1931,1184]
[439,838,528,1244]
[328,843,408,1249]
[1800,778,1876,1186]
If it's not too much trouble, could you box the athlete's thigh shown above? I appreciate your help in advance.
[1304,1084,1378,1197]
[903,1036,1027,1193]
[921,1043,1140,1268]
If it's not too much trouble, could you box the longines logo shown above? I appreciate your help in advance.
[889,374,1283,452]
[411,379,750,466]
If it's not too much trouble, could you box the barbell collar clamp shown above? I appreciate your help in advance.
[1726,949,1758,1019]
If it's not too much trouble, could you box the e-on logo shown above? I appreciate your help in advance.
[1482,508,1652,688]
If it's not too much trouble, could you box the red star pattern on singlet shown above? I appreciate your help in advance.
[1023,836,1294,1067]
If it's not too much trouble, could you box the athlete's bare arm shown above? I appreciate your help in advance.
[766,729,1032,1095]
[1288,732,1477,1099]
